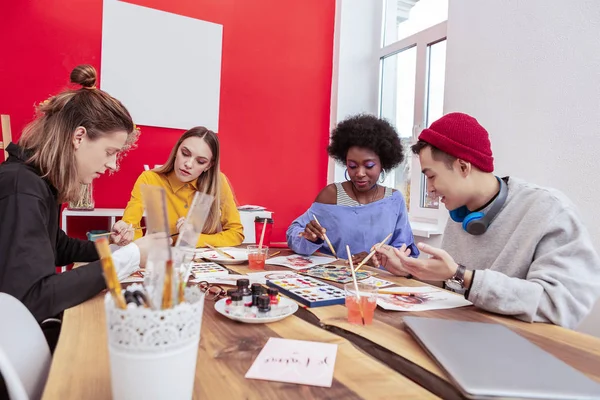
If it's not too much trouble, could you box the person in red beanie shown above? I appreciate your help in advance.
[376,112,600,329]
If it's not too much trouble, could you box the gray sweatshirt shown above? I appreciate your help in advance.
[442,177,600,329]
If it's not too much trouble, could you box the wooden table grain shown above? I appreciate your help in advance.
[41,268,436,399]
[227,251,600,392]
[43,249,600,399]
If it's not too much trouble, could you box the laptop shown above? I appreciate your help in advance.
[403,316,600,400]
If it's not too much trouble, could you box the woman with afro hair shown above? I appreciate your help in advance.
[286,114,418,267]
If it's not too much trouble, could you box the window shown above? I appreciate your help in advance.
[378,0,448,228]
[383,0,448,46]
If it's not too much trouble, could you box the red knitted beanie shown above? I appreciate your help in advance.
[418,112,494,172]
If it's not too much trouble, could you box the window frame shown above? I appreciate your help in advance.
[377,20,448,232]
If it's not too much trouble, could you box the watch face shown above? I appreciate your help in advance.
[445,279,463,291]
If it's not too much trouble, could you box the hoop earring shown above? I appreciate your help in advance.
[344,169,350,181]
[379,171,386,183]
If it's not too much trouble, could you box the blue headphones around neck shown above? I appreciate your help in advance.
[448,177,508,235]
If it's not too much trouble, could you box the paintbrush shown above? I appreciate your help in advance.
[354,232,393,272]
[205,243,235,259]
[347,245,365,326]
[312,215,338,258]
[267,251,281,258]
[94,238,127,309]
[89,227,144,238]
[378,290,417,296]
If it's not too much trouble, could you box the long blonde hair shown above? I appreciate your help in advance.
[155,127,222,234]
[19,65,140,202]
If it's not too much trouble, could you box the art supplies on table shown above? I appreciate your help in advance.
[266,277,346,308]
[188,262,229,280]
[297,264,371,284]
[104,283,204,400]
[245,270,303,285]
[95,237,127,309]
[359,276,396,288]
[203,274,250,286]
[139,184,176,309]
[121,270,146,283]
[196,248,248,264]
[214,280,298,323]
[377,286,472,312]
[214,296,298,324]
[245,338,338,388]
[265,254,334,270]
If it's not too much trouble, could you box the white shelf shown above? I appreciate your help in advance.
[410,220,444,238]
[62,208,127,217]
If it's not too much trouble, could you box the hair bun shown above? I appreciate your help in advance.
[70,65,97,88]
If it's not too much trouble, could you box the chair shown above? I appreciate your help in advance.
[0,114,12,161]
[0,293,51,400]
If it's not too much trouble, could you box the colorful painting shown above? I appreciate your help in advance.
[376,287,472,311]
[265,255,334,270]
[297,264,371,284]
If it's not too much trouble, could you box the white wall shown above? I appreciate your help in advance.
[444,0,600,336]
[328,0,383,183]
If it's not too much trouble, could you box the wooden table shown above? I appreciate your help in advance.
[43,250,600,399]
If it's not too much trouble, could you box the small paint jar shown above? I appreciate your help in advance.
[227,292,244,316]
[267,288,279,306]
[236,278,253,306]
[257,294,271,318]
[251,283,265,306]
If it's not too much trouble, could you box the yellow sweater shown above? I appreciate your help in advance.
[121,170,244,247]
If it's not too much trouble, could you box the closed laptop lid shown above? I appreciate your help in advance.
[403,317,600,400]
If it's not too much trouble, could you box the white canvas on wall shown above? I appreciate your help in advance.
[101,0,223,131]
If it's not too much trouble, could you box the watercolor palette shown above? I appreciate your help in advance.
[266,277,346,307]
[297,264,371,284]
[190,262,230,279]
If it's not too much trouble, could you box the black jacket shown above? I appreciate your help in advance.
[0,143,106,323]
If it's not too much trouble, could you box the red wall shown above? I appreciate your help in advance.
[0,0,335,242]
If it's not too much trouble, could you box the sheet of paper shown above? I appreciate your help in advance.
[245,338,337,387]
[265,255,335,270]
[245,270,303,284]
[199,274,248,285]
[359,276,396,288]
[377,286,472,311]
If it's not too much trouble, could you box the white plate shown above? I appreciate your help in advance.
[214,297,298,324]
[195,249,248,265]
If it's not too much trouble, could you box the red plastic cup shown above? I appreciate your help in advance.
[254,216,273,246]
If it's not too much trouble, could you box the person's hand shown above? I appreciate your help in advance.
[383,242,459,281]
[176,217,186,233]
[347,251,377,268]
[375,244,412,275]
[176,217,194,235]
[110,220,134,246]
[133,233,173,268]
[299,220,326,243]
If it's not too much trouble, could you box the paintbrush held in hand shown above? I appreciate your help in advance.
[354,232,393,272]
[311,215,338,258]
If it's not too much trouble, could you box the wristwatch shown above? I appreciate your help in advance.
[445,264,466,291]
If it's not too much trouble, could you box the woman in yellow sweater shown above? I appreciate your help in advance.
[112,127,244,247]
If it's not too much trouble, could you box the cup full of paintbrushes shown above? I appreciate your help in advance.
[104,281,205,400]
